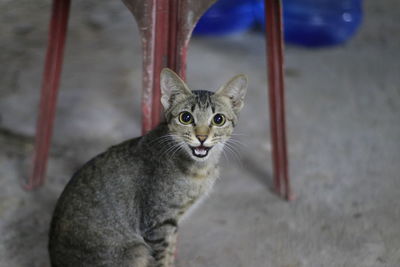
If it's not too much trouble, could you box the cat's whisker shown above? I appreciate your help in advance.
[225,141,242,157]
[181,137,193,143]
[226,138,247,148]
[148,134,173,144]
[221,146,229,163]
[227,142,242,158]
[223,142,242,166]
[160,142,181,158]
[170,142,186,160]
[150,139,174,150]
[230,133,249,137]
[152,140,173,149]
[157,139,176,155]
[212,137,244,151]
[153,141,174,155]
[159,138,187,159]
[151,134,184,153]
[223,147,241,166]
[211,137,226,143]
[149,134,178,146]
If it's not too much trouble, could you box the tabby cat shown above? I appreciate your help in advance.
[49,68,247,267]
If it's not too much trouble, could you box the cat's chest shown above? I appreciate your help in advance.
[184,166,218,196]
[173,166,219,220]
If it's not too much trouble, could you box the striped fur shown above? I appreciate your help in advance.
[49,69,247,267]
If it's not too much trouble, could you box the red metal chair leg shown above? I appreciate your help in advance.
[25,0,70,190]
[167,0,217,79]
[265,0,291,200]
[122,0,161,134]
[123,0,216,132]
[25,0,289,196]
[150,1,170,129]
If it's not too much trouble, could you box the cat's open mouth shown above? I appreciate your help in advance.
[190,145,212,158]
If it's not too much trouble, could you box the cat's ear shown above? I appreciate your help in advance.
[216,74,248,113]
[160,68,192,111]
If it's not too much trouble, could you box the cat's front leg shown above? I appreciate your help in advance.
[144,221,178,267]
[165,232,178,267]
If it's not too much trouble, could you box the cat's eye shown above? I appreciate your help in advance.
[179,111,194,125]
[212,114,226,126]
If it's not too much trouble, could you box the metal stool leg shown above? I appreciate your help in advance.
[265,0,291,200]
[151,0,216,129]
[26,0,70,190]
[26,0,290,197]
[123,0,216,133]
[122,0,163,134]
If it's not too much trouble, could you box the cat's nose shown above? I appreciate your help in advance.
[196,135,208,143]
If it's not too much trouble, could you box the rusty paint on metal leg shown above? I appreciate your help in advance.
[26,0,70,190]
[265,0,291,200]
[122,0,156,134]
[275,1,291,201]
[151,0,218,128]
[124,0,217,133]
[150,0,170,129]
[172,0,217,79]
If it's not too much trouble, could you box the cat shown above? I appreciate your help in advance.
[48,68,247,267]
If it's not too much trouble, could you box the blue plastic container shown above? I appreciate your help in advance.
[254,0,363,47]
[193,0,255,35]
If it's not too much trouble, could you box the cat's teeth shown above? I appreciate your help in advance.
[191,146,211,158]
[194,148,207,156]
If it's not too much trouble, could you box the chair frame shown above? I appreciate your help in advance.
[26,0,291,200]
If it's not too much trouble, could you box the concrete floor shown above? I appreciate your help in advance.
[1,1,399,266]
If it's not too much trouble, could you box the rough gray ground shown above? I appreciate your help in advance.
[1,1,399,267]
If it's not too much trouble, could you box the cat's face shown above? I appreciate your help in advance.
[160,69,247,162]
